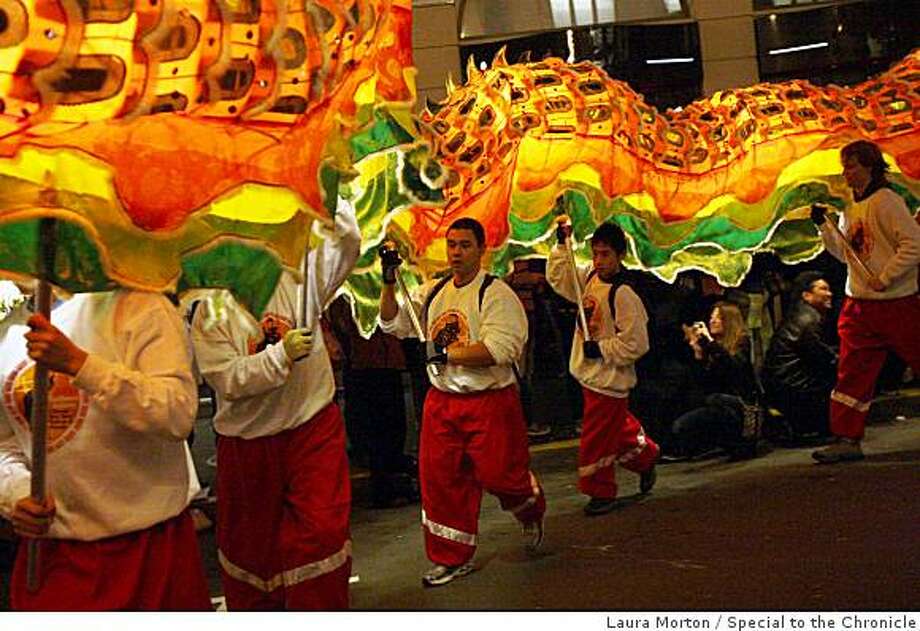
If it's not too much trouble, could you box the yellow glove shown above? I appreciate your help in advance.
[282,328,313,362]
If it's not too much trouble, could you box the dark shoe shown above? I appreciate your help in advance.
[521,518,544,553]
[583,497,618,516]
[812,439,864,464]
[421,562,475,587]
[639,465,657,495]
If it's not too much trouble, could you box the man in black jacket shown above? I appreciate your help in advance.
[762,271,837,438]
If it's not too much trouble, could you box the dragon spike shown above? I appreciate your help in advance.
[493,46,509,68]
[517,50,532,63]
[445,72,457,95]
[466,55,482,82]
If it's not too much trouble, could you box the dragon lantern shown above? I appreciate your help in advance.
[0,0,414,315]
[342,48,919,333]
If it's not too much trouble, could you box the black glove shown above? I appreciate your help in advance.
[810,204,827,226]
[378,242,403,285]
[426,351,448,366]
[555,223,571,245]
[583,340,602,360]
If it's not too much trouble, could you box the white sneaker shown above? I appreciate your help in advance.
[421,562,475,587]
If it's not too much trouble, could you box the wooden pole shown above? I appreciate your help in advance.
[555,216,592,341]
[826,218,879,283]
[26,217,56,592]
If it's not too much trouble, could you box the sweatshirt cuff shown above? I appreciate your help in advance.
[268,340,293,373]
[877,269,893,288]
[481,338,511,366]
[72,353,114,395]
[0,470,31,519]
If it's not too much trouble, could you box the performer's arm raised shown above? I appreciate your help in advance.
[69,292,197,441]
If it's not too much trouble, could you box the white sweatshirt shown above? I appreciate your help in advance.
[547,246,649,398]
[379,270,527,393]
[191,200,360,439]
[0,291,197,541]
[820,187,920,299]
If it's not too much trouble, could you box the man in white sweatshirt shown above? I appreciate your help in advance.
[547,221,659,516]
[191,198,360,609]
[0,291,211,610]
[811,140,920,463]
[378,217,546,588]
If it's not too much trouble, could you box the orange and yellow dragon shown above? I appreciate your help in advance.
[385,48,919,282]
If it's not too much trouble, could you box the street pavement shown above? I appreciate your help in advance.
[340,416,919,610]
[3,415,918,611]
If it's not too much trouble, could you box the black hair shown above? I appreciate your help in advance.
[792,271,825,302]
[590,222,627,256]
[447,217,486,247]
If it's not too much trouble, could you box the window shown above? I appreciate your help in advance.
[755,0,920,85]
[460,22,702,111]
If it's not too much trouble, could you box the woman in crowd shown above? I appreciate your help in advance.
[665,301,759,461]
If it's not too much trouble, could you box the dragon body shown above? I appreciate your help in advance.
[405,49,919,272]
[0,0,414,229]
[0,0,414,315]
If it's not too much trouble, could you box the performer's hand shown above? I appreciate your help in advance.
[282,328,313,362]
[25,315,88,377]
[810,204,828,226]
[11,495,56,538]
[587,318,602,340]
[583,340,603,360]
[378,241,403,285]
[555,220,572,245]
[868,276,886,292]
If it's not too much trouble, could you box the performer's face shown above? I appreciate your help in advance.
[591,242,622,282]
[446,229,483,281]
[842,155,872,195]
[803,279,833,313]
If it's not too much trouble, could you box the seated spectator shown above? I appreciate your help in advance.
[665,301,759,461]
[762,272,836,439]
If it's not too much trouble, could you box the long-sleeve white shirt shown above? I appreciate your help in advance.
[379,270,527,393]
[191,200,361,439]
[547,246,649,398]
[820,187,920,299]
[0,291,198,541]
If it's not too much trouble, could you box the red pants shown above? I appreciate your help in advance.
[419,386,546,567]
[831,296,920,440]
[11,510,210,611]
[216,403,351,610]
[579,388,659,499]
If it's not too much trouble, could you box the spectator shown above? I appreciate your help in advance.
[327,296,418,509]
[762,272,837,439]
[666,301,759,461]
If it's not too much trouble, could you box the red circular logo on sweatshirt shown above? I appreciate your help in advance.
[2,360,89,453]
